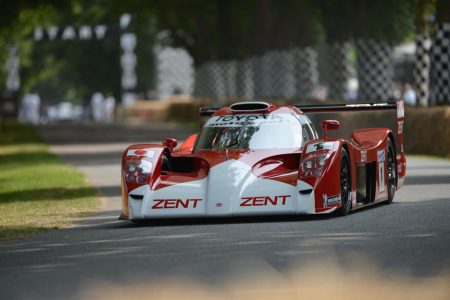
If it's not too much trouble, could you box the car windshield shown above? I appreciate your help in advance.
[195,113,312,150]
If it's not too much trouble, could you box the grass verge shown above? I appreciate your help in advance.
[0,120,98,240]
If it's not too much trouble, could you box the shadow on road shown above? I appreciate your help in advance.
[97,212,343,230]
[79,198,409,231]
[58,152,124,166]
[96,185,121,197]
[0,186,98,202]
[405,174,450,185]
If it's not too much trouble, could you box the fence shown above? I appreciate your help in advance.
[155,24,450,105]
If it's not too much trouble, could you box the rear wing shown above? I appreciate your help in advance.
[199,106,222,117]
[199,101,405,120]
[199,102,401,117]
[294,102,397,113]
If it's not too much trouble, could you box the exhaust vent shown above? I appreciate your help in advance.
[230,101,271,112]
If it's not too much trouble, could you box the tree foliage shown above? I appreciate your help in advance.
[0,0,423,102]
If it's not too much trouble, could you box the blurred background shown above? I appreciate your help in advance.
[0,0,449,126]
[1,3,450,299]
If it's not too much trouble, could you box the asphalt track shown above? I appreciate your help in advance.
[1,122,450,300]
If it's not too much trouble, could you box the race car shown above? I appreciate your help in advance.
[119,101,406,221]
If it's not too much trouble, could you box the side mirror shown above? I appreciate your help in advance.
[163,138,178,152]
[321,120,340,140]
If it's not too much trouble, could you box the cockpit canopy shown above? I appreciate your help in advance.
[194,112,317,151]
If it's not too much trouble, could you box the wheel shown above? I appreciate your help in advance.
[386,138,396,204]
[337,148,352,216]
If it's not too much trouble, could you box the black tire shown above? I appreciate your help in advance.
[337,148,352,216]
[386,138,396,204]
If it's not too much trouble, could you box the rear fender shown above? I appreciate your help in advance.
[350,129,393,203]
[175,134,198,155]
[351,128,390,152]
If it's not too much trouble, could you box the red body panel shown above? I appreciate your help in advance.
[175,134,197,155]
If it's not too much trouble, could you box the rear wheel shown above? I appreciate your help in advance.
[386,138,396,204]
[337,148,352,216]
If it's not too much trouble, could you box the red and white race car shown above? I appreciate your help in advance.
[120,101,406,221]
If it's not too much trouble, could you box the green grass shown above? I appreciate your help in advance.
[0,120,98,240]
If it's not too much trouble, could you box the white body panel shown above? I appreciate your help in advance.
[128,160,317,219]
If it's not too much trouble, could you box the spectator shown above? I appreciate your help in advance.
[104,96,116,123]
[403,84,416,106]
[91,92,105,122]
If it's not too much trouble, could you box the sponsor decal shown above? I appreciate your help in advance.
[378,162,385,192]
[306,142,334,154]
[377,150,385,162]
[205,114,291,128]
[347,103,390,108]
[127,148,155,158]
[152,198,202,209]
[398,120,404,134]
[347,104,371,108]
[240,195,291,207]
[323,194,341,207]
[378,149,386,192]
[361,150,367,163]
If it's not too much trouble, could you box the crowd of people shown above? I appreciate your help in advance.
[90,92,116,123]
[18,92,116,124]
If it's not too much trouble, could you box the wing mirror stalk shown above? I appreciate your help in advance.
[321,120,340,140]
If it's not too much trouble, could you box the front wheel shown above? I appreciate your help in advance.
[337,148,352,216]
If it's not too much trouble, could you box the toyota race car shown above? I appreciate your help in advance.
[119,101,406,221]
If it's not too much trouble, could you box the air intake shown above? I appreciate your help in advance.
[230,101,271,112]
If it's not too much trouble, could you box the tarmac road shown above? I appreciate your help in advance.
[0,122,449,300]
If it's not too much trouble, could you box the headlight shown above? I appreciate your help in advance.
[301,151,330,177]
[303,159,313,170]
[127,174,136,182]
[317,154,328,167]
[139,160,153,174]
[126,162,137,173]
[124,159,153,184]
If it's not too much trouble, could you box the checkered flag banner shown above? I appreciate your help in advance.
[431,23,450,104]
[326,42,351,100]
[193,47,318,101]
[413,34,431,106]
[356,39,394,101]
